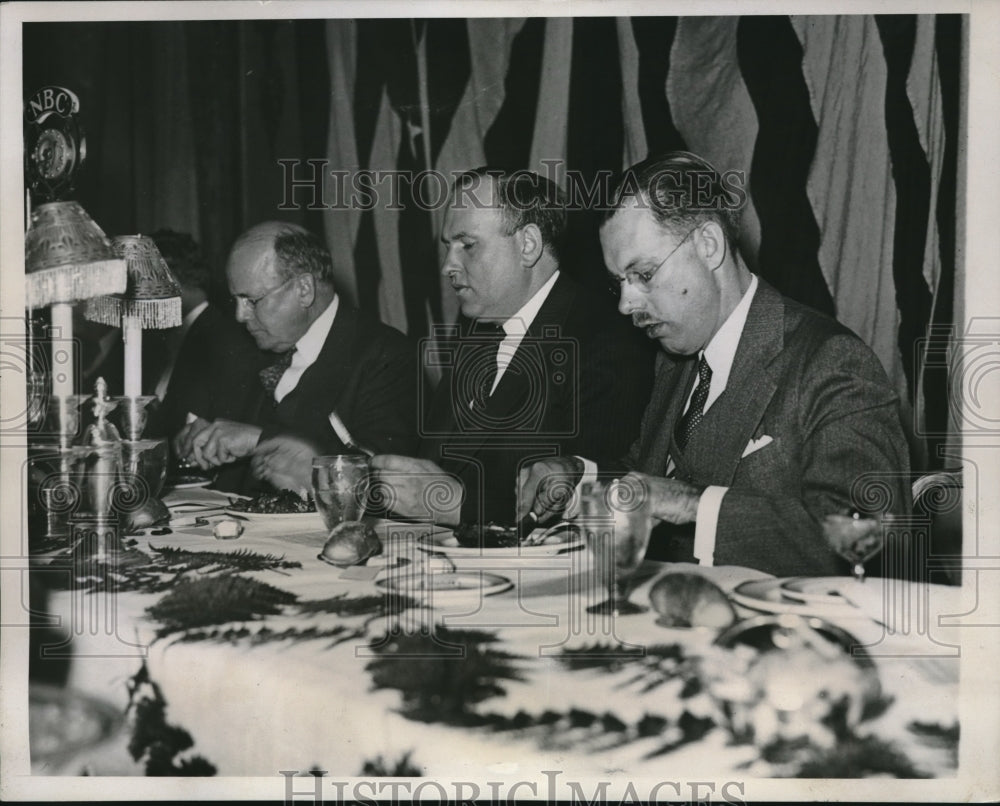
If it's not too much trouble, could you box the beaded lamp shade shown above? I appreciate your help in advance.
[24,200,127,309]
[85,235,182,329]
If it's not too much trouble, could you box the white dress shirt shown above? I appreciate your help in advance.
[489,270,560,395]
[273,295,339,403]
[688,273,759,565]
[576,274,760,566]
[155,300,209,401]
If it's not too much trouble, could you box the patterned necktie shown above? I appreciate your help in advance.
[674,354,713,451]
[469,322,506,409]
[259,348,296,398]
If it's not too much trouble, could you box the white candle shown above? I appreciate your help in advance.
[50,303,74,399]
[123,315,142,398]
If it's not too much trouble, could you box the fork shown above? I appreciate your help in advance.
[521,520,574,546]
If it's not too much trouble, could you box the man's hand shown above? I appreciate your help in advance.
[628,472,703,525]
[188,419,262,469]
[517,457,585,523]
[369,455,463,525]
[250,436,318,494]
[173,416,211,462]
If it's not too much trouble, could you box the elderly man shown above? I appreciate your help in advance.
[518,152,910,577]
[372,168,653,525]
[175,222,418,493]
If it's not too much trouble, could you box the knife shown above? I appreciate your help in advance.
[328,411,375,457]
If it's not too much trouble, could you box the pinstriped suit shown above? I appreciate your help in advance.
[621,279,911,576]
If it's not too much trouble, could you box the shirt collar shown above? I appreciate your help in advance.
[701,273,758,391]
[293,294,340,363]
[501,270,560,337]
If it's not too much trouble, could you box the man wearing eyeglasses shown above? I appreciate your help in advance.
[518,152,910,576]
[174,221,418,493]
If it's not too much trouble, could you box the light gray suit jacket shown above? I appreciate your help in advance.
[621,279,911,576]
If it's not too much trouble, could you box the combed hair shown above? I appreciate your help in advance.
[272,227,334,284]
[453,167,568,261]
[150,229,209,290]
[601,151,743,247]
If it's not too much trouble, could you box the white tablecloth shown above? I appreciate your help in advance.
[42,489,963,780]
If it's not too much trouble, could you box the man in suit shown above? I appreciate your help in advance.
[144,230,268,442]
[371,168,653,525]
[519,152,911,577]
[175,222,419,494]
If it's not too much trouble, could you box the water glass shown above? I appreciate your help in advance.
[821,510,886,583]
[578,478,652,615]
[311,454,370,530]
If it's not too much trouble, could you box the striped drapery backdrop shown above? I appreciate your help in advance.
[320,14,963,470]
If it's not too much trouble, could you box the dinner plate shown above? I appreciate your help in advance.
[316,553,408,570]
[169,477,213,490]
[730,578,856,617]
[781,577,860,605]
[376,571,513,598]
[416,526,584,558]
[781,576,887,617]
[223,508,325,526]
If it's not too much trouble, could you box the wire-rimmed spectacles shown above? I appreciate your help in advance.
[607,225,699,297]
[231,276,295,311]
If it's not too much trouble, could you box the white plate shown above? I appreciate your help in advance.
[376,571,513,598]
[781,577,860,606]
[169,477,213,490]
[731,578,855,617]
[223,508,325,527]
[417,532,583,558]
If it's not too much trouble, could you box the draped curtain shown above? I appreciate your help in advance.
[22,15,964,470]
[320,15,963,470]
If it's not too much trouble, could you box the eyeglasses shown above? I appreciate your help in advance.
[231,276,295,311]
[607,225,699,296]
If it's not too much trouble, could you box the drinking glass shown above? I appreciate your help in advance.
[578,478,652,615]
[311,454,370,530]
[821,510,886,583]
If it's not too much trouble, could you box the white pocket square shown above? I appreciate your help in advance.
[741,435,773,459]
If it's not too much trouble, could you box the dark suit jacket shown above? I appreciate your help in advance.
[147,303,269,441]
[215,303,420,494]
[618,279,911,576]
[420,273,654,524]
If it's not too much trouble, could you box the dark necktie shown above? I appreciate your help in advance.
[674,354,713,451]
[259,348,296,399]
[468,322,505,409]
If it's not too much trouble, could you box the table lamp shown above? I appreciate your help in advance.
[83,235,181,440]
[24,85,127,448]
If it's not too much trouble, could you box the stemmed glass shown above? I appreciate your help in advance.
[578,478,652,615]
[311,454,370,530]
[821,510,886,583]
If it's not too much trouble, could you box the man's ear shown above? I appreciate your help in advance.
[518,223,544,268]
[698,221,727,271]
[294,272,317,307]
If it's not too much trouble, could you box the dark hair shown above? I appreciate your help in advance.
[272,227,334,285]
[149,229,209,290]
[453,167,568,261]
[601,151,743,248]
